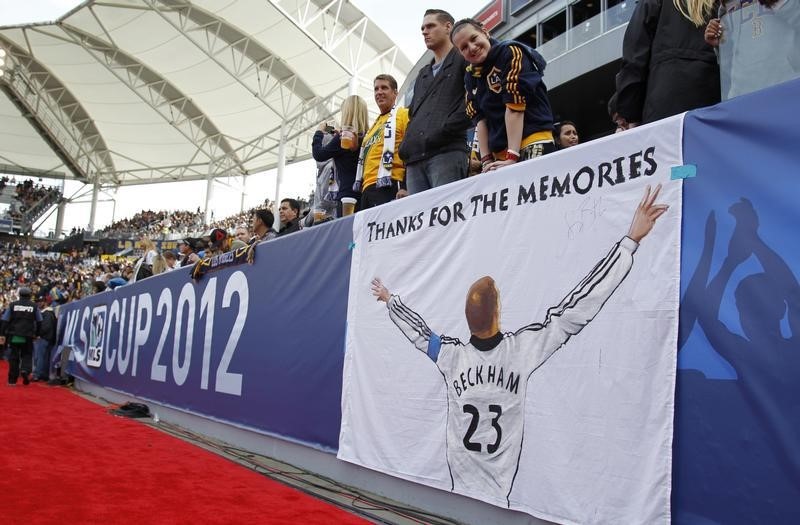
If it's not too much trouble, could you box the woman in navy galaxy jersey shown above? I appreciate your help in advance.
[451,19,555,173]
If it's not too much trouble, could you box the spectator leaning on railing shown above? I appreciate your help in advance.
[205,228,247,257]
[177,238,200,267]
[555,120,580,149]
[452,18,556,173]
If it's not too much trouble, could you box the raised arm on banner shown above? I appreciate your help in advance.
[372,277,444,359]
[627,184,669,243]
[516,183,669,366]
[371,278,390,302]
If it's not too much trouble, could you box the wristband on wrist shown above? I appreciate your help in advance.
[506,149,520,162]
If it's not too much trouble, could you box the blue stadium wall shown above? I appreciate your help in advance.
[57,80,800,524]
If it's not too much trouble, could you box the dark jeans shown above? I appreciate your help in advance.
[34,339,54,380]
[405,150,469,195]
[360,180,402,210]
[7,339,33,384]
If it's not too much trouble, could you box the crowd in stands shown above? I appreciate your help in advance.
[89,197,312,241]
[97,208,206,238]
[0,239,118,385]
[0,177,62,223]
[0,196,297,315]
[0,240,93,313]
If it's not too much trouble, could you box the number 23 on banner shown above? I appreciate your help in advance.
[463,404,503,453]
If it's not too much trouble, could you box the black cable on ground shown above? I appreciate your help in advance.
[148,419,462,525]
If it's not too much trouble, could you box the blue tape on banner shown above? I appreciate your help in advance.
[671,164,697,180]
[348,242,356,251]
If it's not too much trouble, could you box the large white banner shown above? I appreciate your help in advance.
[339,116,684,524]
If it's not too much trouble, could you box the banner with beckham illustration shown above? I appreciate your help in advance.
[339,116,683,524]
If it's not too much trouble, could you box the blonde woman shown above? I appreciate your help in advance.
[133,236,158,281]
[151,253,168,275]
[613,0,720,129]
[139,236,158,266]
[312,95,369,214]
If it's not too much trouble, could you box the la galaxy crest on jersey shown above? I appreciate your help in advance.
[487,66,502,94]
[382,150,394,170]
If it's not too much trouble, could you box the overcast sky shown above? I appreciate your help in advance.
[0,0,488,234]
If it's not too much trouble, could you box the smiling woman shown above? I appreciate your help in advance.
[451,18,556,174]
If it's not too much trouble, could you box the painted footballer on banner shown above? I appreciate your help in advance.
[371,184,668,505]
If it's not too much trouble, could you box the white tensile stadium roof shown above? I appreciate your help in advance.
[0,0,411,187]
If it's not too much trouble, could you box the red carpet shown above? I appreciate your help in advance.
[0,360,368,525]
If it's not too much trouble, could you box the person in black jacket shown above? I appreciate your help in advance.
[33,300,57,382]
[399,9,472,195]
[1,287,42,386]
[613,0,720,129]
[277,198,302,237]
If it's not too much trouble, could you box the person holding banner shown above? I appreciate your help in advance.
[370,184,668,504]
[451,18,555,173]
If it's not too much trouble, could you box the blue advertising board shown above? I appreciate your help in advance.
[59,217,353,451]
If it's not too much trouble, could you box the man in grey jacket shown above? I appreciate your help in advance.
[399,9,472,195]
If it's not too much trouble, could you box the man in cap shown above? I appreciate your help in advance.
[178,238,200,267]
[0,287,42,386]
